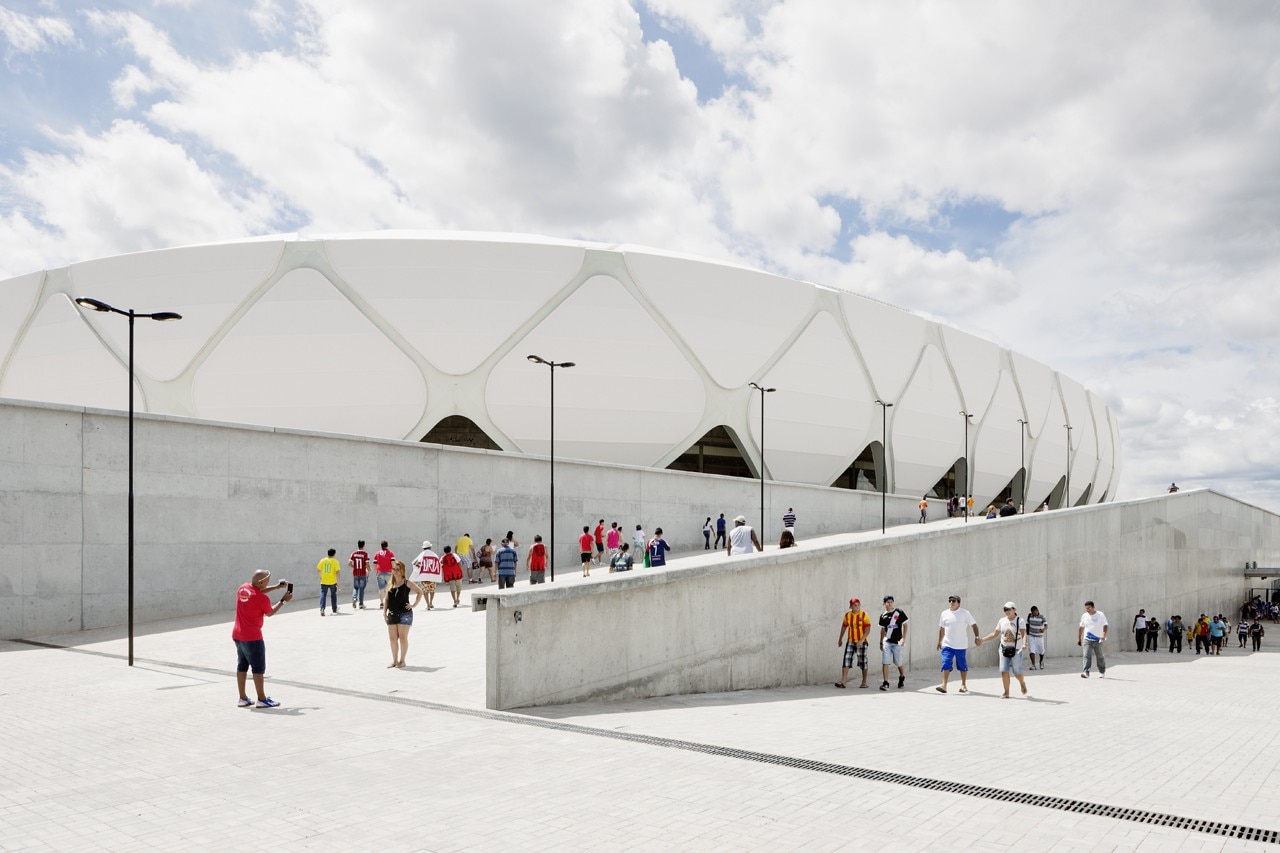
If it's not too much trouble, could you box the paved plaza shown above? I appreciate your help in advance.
[4,552,1280,852]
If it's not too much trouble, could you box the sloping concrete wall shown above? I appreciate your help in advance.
[0,398,916,639]
[484,490,1280,709]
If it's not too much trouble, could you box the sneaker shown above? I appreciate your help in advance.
[1081,672,1089,678]
[320,611,325,617]
[255,697,281,709]
[1099,672,1105,678]
[360,604,366,609]
[897,675,905,689]
[237,698,253,708]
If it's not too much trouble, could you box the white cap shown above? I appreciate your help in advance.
[1003,601,1016,610]
[422,540,433,549]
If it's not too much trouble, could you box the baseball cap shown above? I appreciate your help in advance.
[734,515,747,523]
[1003,601,1016,610]
[850,598,860,607]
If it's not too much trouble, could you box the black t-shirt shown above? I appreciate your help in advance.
[386,583,411,615]
[999,504,1017,517]
[879,608,908,644]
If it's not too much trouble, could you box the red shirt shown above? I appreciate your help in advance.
[374,549,394,573]
[579,533,593,552]
[350,549,369,577]
[594,525,604,545]
[529,542,546,571]
[441,553,463,582]
[232,583,273,642]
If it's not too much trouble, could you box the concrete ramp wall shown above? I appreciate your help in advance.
[484,490,1280,709]
[0,399,916,638]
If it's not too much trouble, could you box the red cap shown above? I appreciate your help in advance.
[850,598,860,607]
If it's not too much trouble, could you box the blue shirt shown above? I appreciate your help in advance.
[648,537,670,567]
[716,517,725,533]
[495,546,518,576]
[1210,619,1226,638]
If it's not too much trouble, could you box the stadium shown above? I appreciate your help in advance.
[0,232,1119,509]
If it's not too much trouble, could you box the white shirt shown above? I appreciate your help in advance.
[1080,610,1108,641]
[633,530,646,550]
[728,525,756,555]
[996,615,1025,651]
[938,607,976,649]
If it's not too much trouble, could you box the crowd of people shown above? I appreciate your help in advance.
[1129,605,1269,655]
[832,592,1270,700]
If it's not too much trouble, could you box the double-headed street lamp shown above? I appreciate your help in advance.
[960,410,974,523]
[749,382,776,543]
[73,297,182,667]
[527,355,575,582]
[1017,418,1028,513]
[875,399,893,534]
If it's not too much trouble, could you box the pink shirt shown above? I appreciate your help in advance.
[606,528,620,549]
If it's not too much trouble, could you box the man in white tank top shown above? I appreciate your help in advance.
[727,515,763,556]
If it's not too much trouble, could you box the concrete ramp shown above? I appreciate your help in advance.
[485,490,1280,709]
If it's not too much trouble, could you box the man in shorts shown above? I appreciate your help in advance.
[579,526,594,577]
[980,602,1029,698]
[232,569,292,708]
[1025,605,1048,669]
[594,519,606,565]
[455,533,476,583]
[835,597,871,688]
[878,595,909,690]
[936,595,979,693]
[527,534,547,584]
[410,540,441,610]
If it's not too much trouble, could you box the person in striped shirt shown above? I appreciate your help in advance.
[349,540,370,610]
[836,598,873,688]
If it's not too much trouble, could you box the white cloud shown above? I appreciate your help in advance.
[0,6,74,55]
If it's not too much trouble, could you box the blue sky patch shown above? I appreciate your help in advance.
[634,2,747,104]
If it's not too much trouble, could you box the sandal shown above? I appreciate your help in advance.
[834,682,846,689]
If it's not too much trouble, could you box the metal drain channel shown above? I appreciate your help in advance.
[16,639,1279,844]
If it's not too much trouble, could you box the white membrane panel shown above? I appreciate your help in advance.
[193,268,425,438]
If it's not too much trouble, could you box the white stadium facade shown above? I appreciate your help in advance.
[0,232,1119,509]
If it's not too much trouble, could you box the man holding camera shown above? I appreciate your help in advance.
[232,570,292,709]
[979,602,1028,698]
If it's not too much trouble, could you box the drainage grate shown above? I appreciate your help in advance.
[16,639,1279,844]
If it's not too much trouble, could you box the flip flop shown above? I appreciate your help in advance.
[834,682,845,689]
[935,686,946,693]
[958,687,968,693]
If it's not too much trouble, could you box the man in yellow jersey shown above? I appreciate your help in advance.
[317,548,341,616]
[836,598,873,688]
[455,533,477,583]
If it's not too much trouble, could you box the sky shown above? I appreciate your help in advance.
[1,0,1278,510]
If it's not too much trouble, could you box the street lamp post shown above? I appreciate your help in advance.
[1017,418,1028,513]
[527,355,575,582]
[875,399,893,534]
[749,382,776,543]
[960,410,974,523]
[74,297,182,667]
[1063,423,1073,510]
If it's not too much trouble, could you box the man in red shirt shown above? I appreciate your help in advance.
[593,519,606,566]
[232,570,292,708]
[373,541,395,609]
[349,539,370,610]
[579,526,594,577]
[527,534,548,584]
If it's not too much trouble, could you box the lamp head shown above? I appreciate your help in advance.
[75,297,113,313]
[150,312,183,322]
[527,354,545,365]
[560,361,575,368]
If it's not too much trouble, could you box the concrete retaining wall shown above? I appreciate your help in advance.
[0,398,916,638]
[484,490,1280,709]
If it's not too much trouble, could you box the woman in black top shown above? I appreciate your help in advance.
[385,561,425,668]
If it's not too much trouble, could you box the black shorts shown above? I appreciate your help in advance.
[595,542,604,553]
[581,552,593,563]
